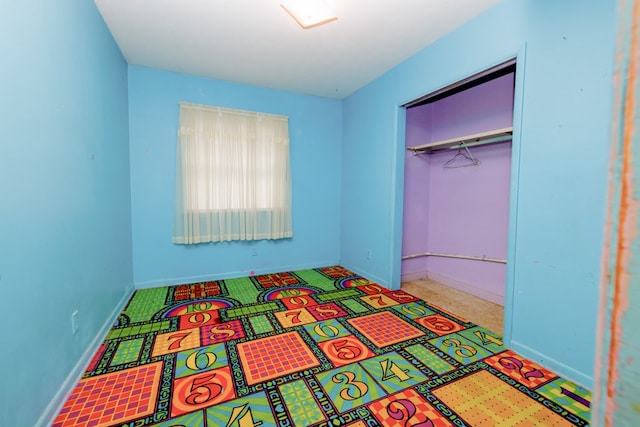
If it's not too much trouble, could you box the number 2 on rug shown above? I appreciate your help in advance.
[387,399,435,427]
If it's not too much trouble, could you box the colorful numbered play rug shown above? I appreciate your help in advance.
[53,266,591,426]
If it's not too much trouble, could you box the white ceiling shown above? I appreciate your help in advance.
[95,0,503,99]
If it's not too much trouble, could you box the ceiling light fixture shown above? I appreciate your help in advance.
[281,0,338,29]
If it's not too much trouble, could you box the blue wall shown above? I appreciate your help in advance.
[0,2,133,426]
[0,1,617,422]
[128,67,342,287]
[341,0,615,387]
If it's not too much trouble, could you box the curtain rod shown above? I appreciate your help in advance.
[178,102,288,121]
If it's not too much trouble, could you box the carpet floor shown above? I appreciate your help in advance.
[53,266,590,426]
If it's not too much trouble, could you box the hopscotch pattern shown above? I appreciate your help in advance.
[53,266,591,427]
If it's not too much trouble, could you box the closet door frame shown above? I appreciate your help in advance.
[392,44,527,345]
[503,44,526,345]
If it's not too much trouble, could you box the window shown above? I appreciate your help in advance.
[173,103,292,244]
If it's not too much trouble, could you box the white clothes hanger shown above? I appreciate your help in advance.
[443,145,480,168]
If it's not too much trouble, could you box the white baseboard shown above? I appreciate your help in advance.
[36,285,135,427]
[425,271,505,306]
[403,269,591,388]
[342,263,394,290]
[134,260,339,289]
[401,270,430,282]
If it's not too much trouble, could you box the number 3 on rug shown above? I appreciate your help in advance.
[332,371,368,401]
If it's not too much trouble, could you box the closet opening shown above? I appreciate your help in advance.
[400,59,516,335]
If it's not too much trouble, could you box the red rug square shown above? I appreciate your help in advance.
[53,361,162,427]
[236,331,320,385]
[347,311,425,347]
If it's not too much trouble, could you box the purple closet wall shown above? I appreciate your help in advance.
[402,73,514,304]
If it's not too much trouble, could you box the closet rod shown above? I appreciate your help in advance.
[402,252,506,264]
[407,127,513,155]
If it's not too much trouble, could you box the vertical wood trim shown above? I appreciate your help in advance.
[594,0,640,425]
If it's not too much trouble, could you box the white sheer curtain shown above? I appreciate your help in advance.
[173,103,292,244]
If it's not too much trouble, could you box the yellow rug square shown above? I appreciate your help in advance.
[432,370,575,426]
